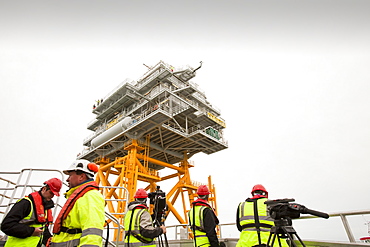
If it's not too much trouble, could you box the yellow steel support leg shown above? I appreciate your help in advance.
[93,139,218,241]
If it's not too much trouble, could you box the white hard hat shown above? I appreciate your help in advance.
[63,159,99,177]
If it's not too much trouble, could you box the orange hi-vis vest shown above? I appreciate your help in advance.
[4,192,52,247]
[27,191,53,224]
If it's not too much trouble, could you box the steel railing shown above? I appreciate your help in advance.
[163,209,370,244]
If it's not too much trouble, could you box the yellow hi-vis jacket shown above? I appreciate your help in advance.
[50,181,105,247]
[188,205,211,247]
[236,197,282,247]
[124,207,155,247]
[4,197,45,247]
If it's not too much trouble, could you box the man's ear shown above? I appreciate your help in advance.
[40,186,47,194]
[81,172,89,181]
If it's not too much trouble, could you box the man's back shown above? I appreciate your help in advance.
[236,197,273,246]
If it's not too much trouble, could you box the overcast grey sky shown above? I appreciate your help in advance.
[1,0,370,242]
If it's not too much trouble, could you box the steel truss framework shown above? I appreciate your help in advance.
[94,139,217,240]
[78,61,226,240]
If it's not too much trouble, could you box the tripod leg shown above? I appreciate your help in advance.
[279,227,304,247]
[292,233,306,247]
[277,235,282,247]
[163,232,169,247]
[284,233,297,247]
[267,232,277,247]
[158,235,162,247]
[267,232,273,246]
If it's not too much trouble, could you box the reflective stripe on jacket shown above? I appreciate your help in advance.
[4,197,45,247]
[50,180,105,247]
[124,207,155,247]
[188,205,210,247]
[238,198,273,232]
[236,198,277,247]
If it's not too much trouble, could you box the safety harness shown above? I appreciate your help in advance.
[126,204,154,246]
[240,198,270,247]
[189,199,218,247]
[24,192,53,224]
[8,192,53,247]
[252,199,264,247]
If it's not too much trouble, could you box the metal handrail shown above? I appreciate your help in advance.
[163,209,370,243]
[215,210,370,243]
[0,177,17,208]
[100,185,129,246]
[3,171,367,244]
[104,211,123,247]
[299,209,370,243]
[0,169,65,218]
[0,171,127,246]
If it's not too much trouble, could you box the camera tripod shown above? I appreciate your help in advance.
[267,218,306,247]
[151,187,169,247]
[153,220,168,247]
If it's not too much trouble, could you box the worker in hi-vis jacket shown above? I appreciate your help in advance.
[188,185,221,247]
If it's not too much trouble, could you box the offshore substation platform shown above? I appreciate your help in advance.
[77,60,227,238]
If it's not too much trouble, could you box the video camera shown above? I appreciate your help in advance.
[264,198,329,220]
[148,186,167,226]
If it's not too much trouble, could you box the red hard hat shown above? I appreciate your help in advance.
[197,185,210,195]
[44,178,62,196]
[134,188,148,199]
[251,184,268,196]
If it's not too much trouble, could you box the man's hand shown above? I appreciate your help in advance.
[46,237,52,247]
[32,227,44,236]
[160,225,166,234]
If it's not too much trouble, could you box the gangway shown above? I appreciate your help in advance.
[0,169,65,218]
[0,169,65,245]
